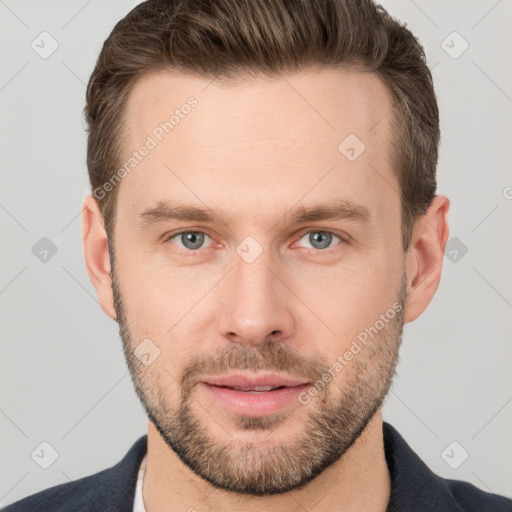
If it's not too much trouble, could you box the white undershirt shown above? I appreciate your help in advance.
[132,453,148,512]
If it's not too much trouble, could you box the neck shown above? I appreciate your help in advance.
[142,412,391,512]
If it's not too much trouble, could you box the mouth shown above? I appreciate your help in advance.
[211,385,291,393]
[199,373,311,417]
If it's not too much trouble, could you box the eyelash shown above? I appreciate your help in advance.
[163,229,348,253]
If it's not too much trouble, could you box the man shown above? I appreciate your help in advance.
[3,0,511,511]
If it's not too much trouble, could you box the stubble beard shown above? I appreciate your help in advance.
[112,262,407,496]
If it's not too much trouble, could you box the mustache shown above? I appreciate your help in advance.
[179,342,331,398]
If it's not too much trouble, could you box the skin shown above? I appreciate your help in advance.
[82,67,449,511]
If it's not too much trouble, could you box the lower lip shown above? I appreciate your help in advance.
[200,382,310,417]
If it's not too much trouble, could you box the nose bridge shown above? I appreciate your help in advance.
[217,246,294,345]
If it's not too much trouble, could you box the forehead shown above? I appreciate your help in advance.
[118,67,398,228]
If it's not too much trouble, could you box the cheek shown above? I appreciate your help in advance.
[114,242,193,332]
[290,254,401,355]
[115,255,216,369]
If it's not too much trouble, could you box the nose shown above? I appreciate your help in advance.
[216,250,295,347]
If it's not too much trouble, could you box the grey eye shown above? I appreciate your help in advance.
[299,231,340,250]
[173,231,210,250]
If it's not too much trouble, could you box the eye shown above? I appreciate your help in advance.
[167,231,213,251]
[296,230,344,250]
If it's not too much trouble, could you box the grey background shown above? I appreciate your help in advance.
[1,0,511,507]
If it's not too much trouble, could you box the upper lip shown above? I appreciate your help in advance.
[202,373,310,390]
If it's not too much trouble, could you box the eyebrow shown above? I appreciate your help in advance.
[137,199,371,228]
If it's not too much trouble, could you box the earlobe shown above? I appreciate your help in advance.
[81,194,117,321]
[404,195,450,323]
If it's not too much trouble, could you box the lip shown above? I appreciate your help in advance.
[199,373,311,417]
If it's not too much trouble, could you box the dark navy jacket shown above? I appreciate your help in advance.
[3,423,511,511]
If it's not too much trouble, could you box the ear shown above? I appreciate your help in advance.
[404,195,450,323]
[81,194,117,321]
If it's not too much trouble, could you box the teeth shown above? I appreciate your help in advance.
[230,385,277,391]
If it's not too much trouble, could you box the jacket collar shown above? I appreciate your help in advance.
[383,422,463,511]
[87,434,147,512]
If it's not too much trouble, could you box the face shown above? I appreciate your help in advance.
[110,68,408,495]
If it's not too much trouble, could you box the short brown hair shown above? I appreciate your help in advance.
[84,0,439,251]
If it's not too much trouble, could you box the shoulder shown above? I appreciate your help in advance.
[443,478,512,512]
[1,467,111,512]
[2,435,147,512]
[383,422,512,512]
